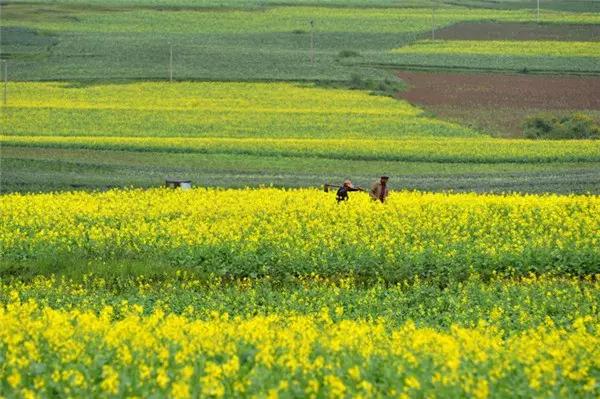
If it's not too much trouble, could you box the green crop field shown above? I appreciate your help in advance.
[2,3,600,82]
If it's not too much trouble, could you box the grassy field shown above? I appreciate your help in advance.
[5,0,600,10]
[4,146,599,193]
[433,21,600,41]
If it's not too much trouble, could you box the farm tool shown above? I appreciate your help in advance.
[324,183,366,192]
[323,183,339,193]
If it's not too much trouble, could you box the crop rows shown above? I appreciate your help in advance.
[7,6,600,35]
[380,40,600,72]
[3,135,599,163]
[393,40,600,58]
[2,82,476,139]
[5,4,600,81]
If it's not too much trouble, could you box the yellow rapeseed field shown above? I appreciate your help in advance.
[393,40,600,58]
[1,287,599,398]
[1,188,598,278]
[1,82,475,139]
[3,3,600,398]
[2,135,599,163]
[1,190,599,397]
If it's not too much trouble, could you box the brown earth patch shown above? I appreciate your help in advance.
[396,70,600,137]
[433,22,600,41]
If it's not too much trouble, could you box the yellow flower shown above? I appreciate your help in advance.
[7,371,21,388]
[404,376,421,390]
[348,365,361,380]
[583,378,597,392]
[473,379,489,399]
[156,368,169,389]
[20,389,36,399]
[100,365,119,395]
[325,375,346,399]
[171,381,190,399]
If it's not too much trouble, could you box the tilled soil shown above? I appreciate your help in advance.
[432,22,600,41]
[396,70,600,136]
[397,70,600,109]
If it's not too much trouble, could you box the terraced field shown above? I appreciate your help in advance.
[3,3,600,81]
[2,1,598,211]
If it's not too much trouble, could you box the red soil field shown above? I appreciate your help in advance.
[396,70,600,137]
[433,22,600,41]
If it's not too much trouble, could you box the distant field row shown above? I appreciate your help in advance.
[3,4,600,81]
[3,82,599,194]
[383,40,600,72]
[9,0,600,12]
[3,145,599,194]
[393,40,600,58]
[6,6,600,34]
[434,21,600,41]
[4,136,599,164]
[2,82,477,138]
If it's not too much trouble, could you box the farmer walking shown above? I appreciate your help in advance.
[370,176,389,203]
[336,179,363,203]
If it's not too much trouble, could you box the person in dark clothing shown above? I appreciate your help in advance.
[336,179,363,203]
